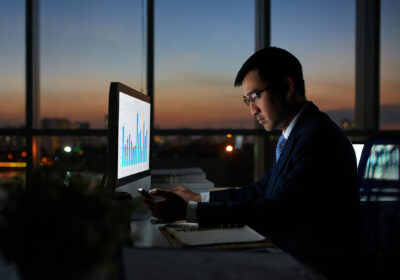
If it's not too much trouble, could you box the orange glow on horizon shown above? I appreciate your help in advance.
[1,79,399,128]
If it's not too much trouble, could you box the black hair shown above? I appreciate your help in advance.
[234,47,305,96]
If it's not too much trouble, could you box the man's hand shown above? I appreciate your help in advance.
[143,189,188,223]
[162,186,202,202]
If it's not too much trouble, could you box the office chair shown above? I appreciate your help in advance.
[357,133,400,278]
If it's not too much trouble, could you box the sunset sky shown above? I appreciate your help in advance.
[0,0,399,129]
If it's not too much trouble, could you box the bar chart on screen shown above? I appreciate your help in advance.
[121,115,148,167]
[117,92,151,179]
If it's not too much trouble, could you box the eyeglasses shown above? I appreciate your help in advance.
[243,87,270,106]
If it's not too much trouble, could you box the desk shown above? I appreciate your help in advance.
[131,216,170,248]
[75,170,326,279]
[122,247,325,280]
[123,171,326,279]
[127,213,325,280]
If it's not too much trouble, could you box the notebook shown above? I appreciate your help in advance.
[159,223,272,249]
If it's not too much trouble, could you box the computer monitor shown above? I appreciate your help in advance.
[107,82,151,190]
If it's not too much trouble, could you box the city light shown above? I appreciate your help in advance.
[154,135,163,143]
[64,146,72,153]
[225,145,233,152]
[0,162,27,168]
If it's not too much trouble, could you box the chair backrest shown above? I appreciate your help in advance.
[357,133,400,270]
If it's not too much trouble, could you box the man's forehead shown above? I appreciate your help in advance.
[242,71,268,92]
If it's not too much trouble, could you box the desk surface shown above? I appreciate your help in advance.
[128,206,325,279]
[126,214,325,280]
[123,248,325,280]
[131,217,171,248]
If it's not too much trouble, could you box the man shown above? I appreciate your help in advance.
[143,47,362,276]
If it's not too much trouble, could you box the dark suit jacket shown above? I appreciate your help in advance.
[197,102,362,273]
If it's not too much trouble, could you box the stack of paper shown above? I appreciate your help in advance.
[151,168,214,192]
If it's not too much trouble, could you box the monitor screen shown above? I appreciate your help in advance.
[118,92,150,179]
[107,82,151,188]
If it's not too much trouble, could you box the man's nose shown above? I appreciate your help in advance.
[250,102,260,115]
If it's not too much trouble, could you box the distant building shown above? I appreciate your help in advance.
[41,118,97,157]
[42,118,71,129]
[71,122,90,130]
[0,135,25,161]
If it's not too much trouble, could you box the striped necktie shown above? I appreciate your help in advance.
[276,135,287,162]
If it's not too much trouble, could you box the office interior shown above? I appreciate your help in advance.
[0,0,399,279]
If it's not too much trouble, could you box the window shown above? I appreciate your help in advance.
[40,136,107,172]
[380,0,400,130]
[0,135,26,179]
[3,1,398,185]
[152,135,254,186]
[0,0,25,129]
[154,0,255,129]
[40,0,146,129]
[271,0,356,129]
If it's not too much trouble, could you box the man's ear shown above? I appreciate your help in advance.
[284,77,295,101]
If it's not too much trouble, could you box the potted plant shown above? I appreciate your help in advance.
[0,166,133,280]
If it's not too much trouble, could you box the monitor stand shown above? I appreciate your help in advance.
[116,175,152,220]
[130,197,153,220]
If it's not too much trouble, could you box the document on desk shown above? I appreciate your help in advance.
[151,168,214,192]
[159,223,270,248]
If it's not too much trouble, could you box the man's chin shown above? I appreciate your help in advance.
[262,123,272,131]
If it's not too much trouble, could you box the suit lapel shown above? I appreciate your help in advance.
[265,102,317,198]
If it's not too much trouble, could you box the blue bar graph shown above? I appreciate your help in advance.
[121,113,149,167]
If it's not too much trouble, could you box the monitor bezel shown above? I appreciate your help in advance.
[108,82,151,189]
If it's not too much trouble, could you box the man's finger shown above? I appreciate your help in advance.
[169,186,185,192]
[148,188,159,195]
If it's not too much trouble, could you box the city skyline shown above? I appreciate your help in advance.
[0,0,399,129]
